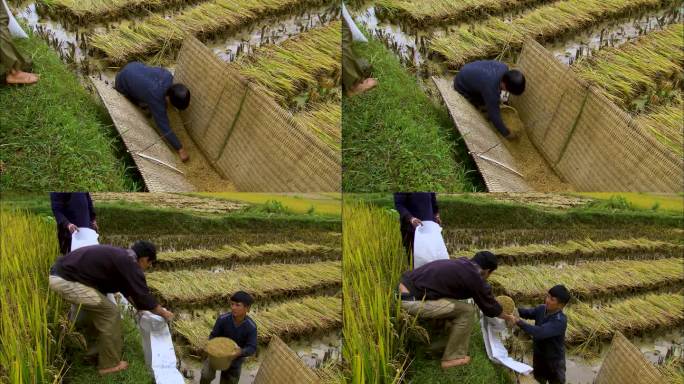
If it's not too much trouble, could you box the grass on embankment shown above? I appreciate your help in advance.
[62,314,153,384]
[408,322,512,384]
[197,192,342,216]
[342,37,480,192]
[0,32,138,191]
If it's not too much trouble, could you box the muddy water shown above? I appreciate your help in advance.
[515,329,683,384]
[351,3,682,73]
[178,331,341,383]
[549,5,683,65]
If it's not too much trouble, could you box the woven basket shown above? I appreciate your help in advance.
[206,337,239,371]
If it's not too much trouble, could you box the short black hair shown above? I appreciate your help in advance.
[472,251,498,272]
[132,240,157,262]
[502,69,526,95]
[231,291,254,307]
[548,285,571,304]
[166,83,190,110]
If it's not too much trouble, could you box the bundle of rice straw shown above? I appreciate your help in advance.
[206,337,239,370]
[497,295,516,316]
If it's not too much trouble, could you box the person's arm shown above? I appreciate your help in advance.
[472,281,503,318]
[239,325,258,358]
[394,193,413,223]
[518,306,537,320]
[516,314,566,340]
[50,193,70,227]
[149,100,182,151]
[484,90,510,137]
[117,259,159,312]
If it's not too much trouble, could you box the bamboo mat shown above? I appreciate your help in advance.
[253,336,319,384]
[92,79,195,192]
[595,332,663,384]
[433,76,531,192]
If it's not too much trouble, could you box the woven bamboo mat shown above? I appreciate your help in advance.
[253,336,319,384]
[512,38,683,192]
[175,36,341,192]
[433,76,531,192]
[595,332,663,384]
[91,79,195,192]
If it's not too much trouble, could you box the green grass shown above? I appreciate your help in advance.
[576,193,684,214]
[408,322,512,384]
[197,192,342,216]
[342,37,479,192]
[62,314,153,384]
[0,32,137,191]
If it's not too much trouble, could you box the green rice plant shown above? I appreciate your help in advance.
[293,101,342,152]
[174,295,341,352]
[234,21,341,106]
[636,94,684,156]
[575,23,684,109]
[430,0,670,67]
[342,201,409,384]
[490,257,683,302]
[565,293,684,345]
[146,261,340,306]
[452,238,683,265]
[0,210,65,383]
[375,0,551,25]
[89,0,327,63]
[154,242,341,270]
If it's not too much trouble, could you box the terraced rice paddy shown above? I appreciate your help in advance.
[439,198,684,362]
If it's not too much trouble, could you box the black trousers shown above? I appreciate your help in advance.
[57,225,72,255]
[400,220,415,268]
[533,355,565,384]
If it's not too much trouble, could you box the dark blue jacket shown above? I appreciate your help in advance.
[454,60,510,136]
[209,313,258,370]
[114,62,182,150]
[517,305,567,362]
[50,192,95,229]
[394,193,439,223]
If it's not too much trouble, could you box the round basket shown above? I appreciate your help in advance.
[497,295,516,316]
[206,337,239,371]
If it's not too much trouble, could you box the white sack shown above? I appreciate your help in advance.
[138,311,185,383]
[412,221,449,268]
[3,0,28,39]
[480,315,533,375]
[70,227,99,251]
[342,2,367,42]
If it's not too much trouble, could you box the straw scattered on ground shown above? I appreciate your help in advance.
[147,260,341,305]
[155,242,340,270]
[430,0,668,68]
[453,238,683,265]
[635,94,684,156]
[293,101,341,152]
[490,257,683,301]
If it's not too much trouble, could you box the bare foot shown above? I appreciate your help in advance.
[6,69,39,85]
[178,148,189,162]
[441,356,471,369]
[98,360,128,375]
[347,78,378,97]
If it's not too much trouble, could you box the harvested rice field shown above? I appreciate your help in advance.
[8,0,341,191]
[344,0,683,191]
[344,193,683,383]
[0,193,342,383]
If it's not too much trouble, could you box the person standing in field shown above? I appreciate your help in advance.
[48,241,173,375]
[504,285,570,384]
[0,5,38,85]
[51,192,98,255]
[394,192,441,268]
[201,291,258,384]
[398,251,506,369]
[453,60,526,140]
[114,62,191,162]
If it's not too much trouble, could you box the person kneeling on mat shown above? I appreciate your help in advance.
[399,251,508,369]
[453,60,525,140]
[48,241,173,375]
[201,291,258,384]
[114,62,191,162]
